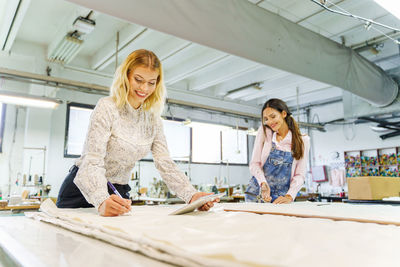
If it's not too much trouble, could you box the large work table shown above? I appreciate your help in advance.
[0,201,399,267]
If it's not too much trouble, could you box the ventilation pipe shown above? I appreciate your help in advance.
[68,0,398,107]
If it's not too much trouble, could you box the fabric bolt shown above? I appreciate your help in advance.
[27,200,400,267]
[249,126,310,200]
[73,97,197,209]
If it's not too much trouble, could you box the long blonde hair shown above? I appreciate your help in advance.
[110,49,166,116]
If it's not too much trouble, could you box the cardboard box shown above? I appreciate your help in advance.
[347,176,400,200]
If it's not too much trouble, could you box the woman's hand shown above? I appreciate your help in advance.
[98,194,132,216]
[260,182,272,202]
[273,194,293,204]
[190,192,220,211]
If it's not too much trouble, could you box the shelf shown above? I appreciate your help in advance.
[379,165,399,167]
[345,147,400,177]
[361,165,399,168]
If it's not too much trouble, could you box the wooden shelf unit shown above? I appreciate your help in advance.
[345,147,400,177]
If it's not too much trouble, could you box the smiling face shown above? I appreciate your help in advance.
[128,66,159,109]
[262,107,287,132]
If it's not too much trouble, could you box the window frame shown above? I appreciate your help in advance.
[190,126,223,165]
[64,102,95,158]
[0,104,6,153]
[221,129,249,165]
[63,104,250,166]
[191,126,249,166]
[141,117,193,164]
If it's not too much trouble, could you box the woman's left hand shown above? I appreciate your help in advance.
[273,194,293,204]
[190,192,220,211]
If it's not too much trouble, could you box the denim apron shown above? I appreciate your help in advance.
[245,142,293,202]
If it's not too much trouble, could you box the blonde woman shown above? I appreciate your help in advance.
[57,49,216,216]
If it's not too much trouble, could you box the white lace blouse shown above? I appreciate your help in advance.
[74,97,197,209]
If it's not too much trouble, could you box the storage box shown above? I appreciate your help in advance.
[0,200,7,208]
[347,176,400,200]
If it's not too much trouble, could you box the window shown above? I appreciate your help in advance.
[64,102,94,157]
[191,126,222,164]
[222,129,248,164]
[63,101,250,165]
[191,123,249,165]
[163,120,191,161]
[0,104,5,153]
[142,119,191,162]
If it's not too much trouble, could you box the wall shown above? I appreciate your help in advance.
[0,42,261,198]
[3,65,399,200]
[7,43,399,200]
[0,85,257,198]
[308,100,400,196]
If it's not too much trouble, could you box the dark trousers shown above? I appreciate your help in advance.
[56,165,131,208]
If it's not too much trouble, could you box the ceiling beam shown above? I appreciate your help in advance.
[283,87,343,107]
[164,49,228,85]
[189,58,262,91]
[0,0,31,51]
[0,66,260,117]
[167,87,260,117]
[68,0,398,107]
[225,86,262,100]
[214,66,285,97]
[91,24,146,70]
[0,67,109,92]
[253,79,331,104]
[242,74,309,101]
[287,96,343,111]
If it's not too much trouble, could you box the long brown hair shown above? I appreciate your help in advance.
[261,98,304,160]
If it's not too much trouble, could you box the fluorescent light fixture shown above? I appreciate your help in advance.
[225,82,262,99]
[73,16,96,34]
[48,32,83,64]
[375,0,400,20]
[182,119,232,131]
[0,91,62,109]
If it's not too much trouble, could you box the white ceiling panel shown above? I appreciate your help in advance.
[17,0,78,45]
[80,13,128,57]
[186,56,262,91]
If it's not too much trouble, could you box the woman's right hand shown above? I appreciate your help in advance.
[260,182,272,203]
[98,194,132,216]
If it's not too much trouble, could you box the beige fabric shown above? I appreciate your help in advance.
[28,200,400,267]
[223,202,400,224]
[74,97,197,209]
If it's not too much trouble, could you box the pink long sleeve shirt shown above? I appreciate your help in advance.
[249,126,310,200]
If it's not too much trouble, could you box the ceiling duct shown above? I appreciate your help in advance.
[68,0,398,107]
